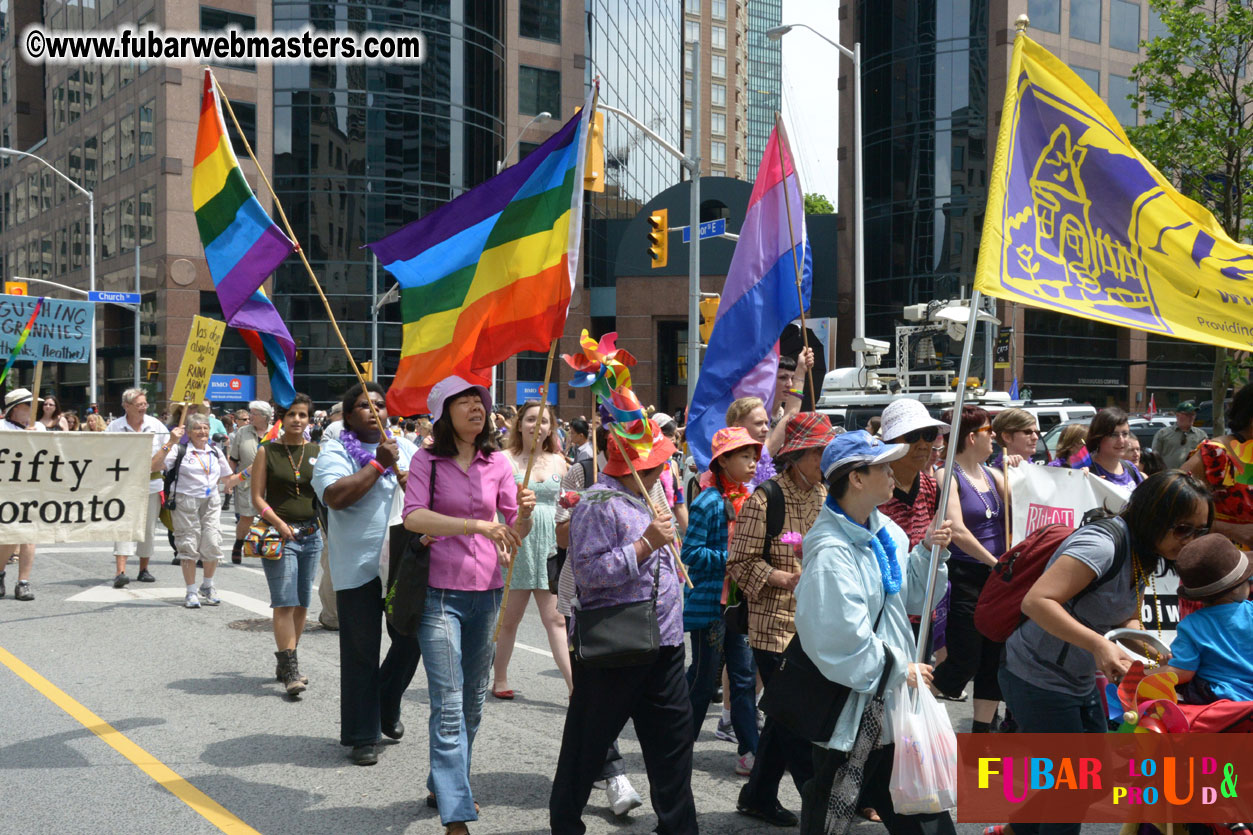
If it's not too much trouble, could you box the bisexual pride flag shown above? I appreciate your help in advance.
[192,69,297,407]
[687,122,812,469]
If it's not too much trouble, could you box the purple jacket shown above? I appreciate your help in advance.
[568,474,683,647]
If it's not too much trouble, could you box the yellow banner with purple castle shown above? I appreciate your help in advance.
[975,34,1253,351]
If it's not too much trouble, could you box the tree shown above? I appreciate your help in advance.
[803,192,834,214]
[1130,0,1253,433]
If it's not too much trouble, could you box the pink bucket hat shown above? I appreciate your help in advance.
[711,426,763,462]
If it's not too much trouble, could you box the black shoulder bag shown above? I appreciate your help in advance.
[384,461,436,637]
[758,599,889,743]
[161,444,188,511]
[571,532,662,668]
[724,478,785,635]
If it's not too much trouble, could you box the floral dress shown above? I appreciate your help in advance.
[510,465,562,591]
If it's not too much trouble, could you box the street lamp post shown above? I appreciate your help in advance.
[766,23,864,369]
[599,61,704,407]
[0,147,97,404]
[496,111,552,174]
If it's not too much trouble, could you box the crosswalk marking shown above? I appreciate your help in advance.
[66,584,273,616]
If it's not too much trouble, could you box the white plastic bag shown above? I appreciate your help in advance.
[888,682,958,814]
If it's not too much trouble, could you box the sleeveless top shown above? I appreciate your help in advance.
[948,464,1006,564]
[265,441,320,523]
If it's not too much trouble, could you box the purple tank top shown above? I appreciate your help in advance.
[949,464,1007,563]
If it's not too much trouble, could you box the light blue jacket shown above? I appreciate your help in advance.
[794,504,948,752]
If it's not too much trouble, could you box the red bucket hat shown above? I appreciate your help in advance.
[602,419,678,477]
[777,412,840,457]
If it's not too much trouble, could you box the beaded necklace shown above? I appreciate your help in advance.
[281,440,307,496]
[954,462,1001,520]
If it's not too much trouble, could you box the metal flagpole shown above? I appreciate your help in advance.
[914,290,983,662]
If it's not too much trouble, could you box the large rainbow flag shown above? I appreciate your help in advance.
[192,69,297,407]
[367,86,596,416]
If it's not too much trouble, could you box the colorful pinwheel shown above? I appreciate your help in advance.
[564,330,652,454]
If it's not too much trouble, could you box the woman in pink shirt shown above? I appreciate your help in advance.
[403,376,535,835]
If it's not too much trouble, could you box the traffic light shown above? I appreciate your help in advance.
[585,110,605,193]
[699,295,720,344]
[144,359,159,381]
[647,208,668,268]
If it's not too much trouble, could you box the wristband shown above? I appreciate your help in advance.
[464,518,470,536]
[258,504,271,519]
[368,459,386,475]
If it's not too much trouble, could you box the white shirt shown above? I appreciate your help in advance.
[107,414,170,493]
[1,419,45,431]
[165,443,232,497]
[322,419,343,441]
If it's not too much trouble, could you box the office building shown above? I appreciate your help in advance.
[837,0,1212,409]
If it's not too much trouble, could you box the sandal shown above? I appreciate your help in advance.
[859,808,883,823]
[491,689,515,700]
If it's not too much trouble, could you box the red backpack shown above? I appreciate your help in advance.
[974,517,1128,642]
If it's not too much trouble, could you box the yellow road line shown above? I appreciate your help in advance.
[0,645,261,835]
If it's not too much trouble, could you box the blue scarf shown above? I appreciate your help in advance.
[826,494,901,595]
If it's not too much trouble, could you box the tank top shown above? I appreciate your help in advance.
[948,463,1006,563]
[264,441,320,523]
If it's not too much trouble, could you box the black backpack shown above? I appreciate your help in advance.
[161,443,188,511]
[724,478,786,635]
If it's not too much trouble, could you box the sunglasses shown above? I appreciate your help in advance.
[1171,522,1211,541]
[900,426,940,444]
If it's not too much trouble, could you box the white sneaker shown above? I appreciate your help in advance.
[198,584,220,606]
[606,774,643,817]
[715,716,738,744]
[184,591,201,609]
[736,752,755,776]
[591,780,607,791]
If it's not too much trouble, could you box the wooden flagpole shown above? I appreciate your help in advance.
[609,431,693,589]
[773,113,817,403]
[495,340,559,640]
[210,72,388,437]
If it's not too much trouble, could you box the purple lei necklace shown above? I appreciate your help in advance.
[341,429,394,476]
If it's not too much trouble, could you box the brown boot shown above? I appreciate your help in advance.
[276,649,309,685]
[274,650,306,697]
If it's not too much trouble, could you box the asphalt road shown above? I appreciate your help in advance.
[0,510,1122,835]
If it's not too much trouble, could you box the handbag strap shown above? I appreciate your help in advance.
[869,599,893,699]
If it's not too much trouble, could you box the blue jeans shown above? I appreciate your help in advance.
[419,586,502,825]
[686,619,759,755]
[998,666,1105,835]
[262,529,321,608]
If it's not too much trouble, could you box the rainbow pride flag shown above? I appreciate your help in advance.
[192,69,297,407]
[367,86,596,416]
[0,297,43,387]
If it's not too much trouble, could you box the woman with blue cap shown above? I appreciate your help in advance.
[794,430,955,835]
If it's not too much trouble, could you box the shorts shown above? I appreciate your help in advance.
[113,492,161,559]
[172,492,223,562]
[262,527,322,608]
[232,482,256,517]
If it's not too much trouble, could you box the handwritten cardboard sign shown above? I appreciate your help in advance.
[169,315,226,405]
[0,293,94,363]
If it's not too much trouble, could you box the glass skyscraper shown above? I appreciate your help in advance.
[745,0,782,181]
[859,0,989,347]
[271,1,505,405]
[583,0,682,321]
